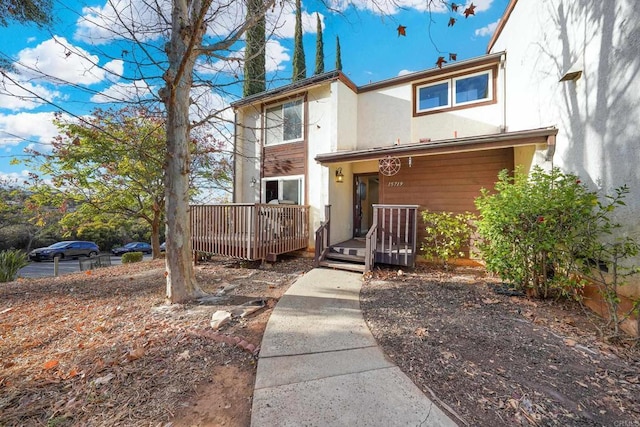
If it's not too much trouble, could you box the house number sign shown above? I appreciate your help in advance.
[388,181,404,187]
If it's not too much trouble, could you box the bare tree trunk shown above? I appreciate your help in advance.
[163,0,207,303]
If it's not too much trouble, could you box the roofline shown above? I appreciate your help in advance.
[358,52,505,93]
[487,0,519,53]
[314,127,558,164]
[232,52,506,109]
[231,70,357,109]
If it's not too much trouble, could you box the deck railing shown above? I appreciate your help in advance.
[190,203,309,261]
[366,204,418,271]
[314,205,332,267]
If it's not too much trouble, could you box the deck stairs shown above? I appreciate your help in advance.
[317,239,366,273]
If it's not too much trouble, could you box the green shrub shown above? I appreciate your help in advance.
[0,249,29,282]
[421,210,475,270]
[475,167,598,298]
[121,252,144,263]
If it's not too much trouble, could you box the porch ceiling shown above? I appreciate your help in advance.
[315,127,558,164]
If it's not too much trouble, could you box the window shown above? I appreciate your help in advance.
[415,69,493,113]
[262,176,304,204]
[265,99,303,145]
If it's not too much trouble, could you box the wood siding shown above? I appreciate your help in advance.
[379,148,513,213]
[263,142,305,177]
[378,148,513,257]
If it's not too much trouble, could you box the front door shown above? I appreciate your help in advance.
[353,174,379,237]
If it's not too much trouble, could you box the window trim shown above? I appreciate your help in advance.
[261,174,305,204]
[413,66,497,116]
[263,98,305,146]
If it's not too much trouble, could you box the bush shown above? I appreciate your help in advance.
[475,167,597,298]
[421,210,475,270]
[121,252,144,263]
[0,249,29,283]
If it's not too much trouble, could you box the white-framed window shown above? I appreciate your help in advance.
[262,175,304,204]
[265,99,303,145]
[415,69,493,113]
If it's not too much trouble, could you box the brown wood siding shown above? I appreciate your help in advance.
[263,142,305,177]
[379,148,513,256]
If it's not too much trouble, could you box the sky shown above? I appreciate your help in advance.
[0,0,509,182]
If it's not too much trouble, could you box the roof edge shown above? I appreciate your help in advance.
[315,127,558,164]
[487,0,518,53]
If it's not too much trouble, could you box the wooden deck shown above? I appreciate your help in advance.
[190,203,310,261]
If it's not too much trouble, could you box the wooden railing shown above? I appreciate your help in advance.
[313,205,331,267]
[190,203,309,261]
[366,204,418,271]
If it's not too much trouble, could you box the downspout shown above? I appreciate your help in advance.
[500,53,507,133]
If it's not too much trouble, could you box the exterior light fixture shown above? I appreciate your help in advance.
[335,167,344,183]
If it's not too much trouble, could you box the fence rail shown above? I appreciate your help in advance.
[190,203,309,261]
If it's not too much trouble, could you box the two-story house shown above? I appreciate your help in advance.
[232,52,557,268]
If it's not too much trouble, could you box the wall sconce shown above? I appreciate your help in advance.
[250,177,257,187]
[335,167,344,183]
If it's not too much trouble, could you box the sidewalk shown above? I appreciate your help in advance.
[251,268,458,426]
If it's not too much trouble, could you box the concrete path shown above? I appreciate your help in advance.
[251,268,458,427]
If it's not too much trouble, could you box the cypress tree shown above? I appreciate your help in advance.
[314,13,324,75]
[292,0,306,82]
[335,36,342,71]
[243,0,266,96]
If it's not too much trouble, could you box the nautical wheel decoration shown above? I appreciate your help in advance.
[378,156,401,176]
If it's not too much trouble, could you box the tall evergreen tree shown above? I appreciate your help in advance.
[314,13,324,75]
[335,36,342,71]
[0,0,52,27]
[243,0,266,96]
[292,0,306,81]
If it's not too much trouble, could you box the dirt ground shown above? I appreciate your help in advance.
[361,265,640,426]
[2,257,639,426]
[0,255,314,426]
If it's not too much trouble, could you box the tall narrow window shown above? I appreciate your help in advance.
[265,99,303,145]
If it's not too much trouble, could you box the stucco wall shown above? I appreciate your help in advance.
[234,106,262,203]
[491,0,640,293]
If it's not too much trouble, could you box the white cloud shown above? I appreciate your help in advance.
[327,0,447,15]
[0,112,61,148]
[90,80,153,103]
[466,0,494,13]
[197,39,290,77]
[0,170,32,184]
[398,69,415,76]
[269,7,323,39]
[475,19,499,37]
[15,37,117,86]
[0,72,63,111]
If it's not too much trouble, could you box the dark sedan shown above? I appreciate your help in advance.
[29,241,99,262]
[111,242,152,256]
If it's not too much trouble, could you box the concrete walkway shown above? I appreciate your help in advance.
[251,268,457,427]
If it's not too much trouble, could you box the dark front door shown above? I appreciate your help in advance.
[353,174,379,237]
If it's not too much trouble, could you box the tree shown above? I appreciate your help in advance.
[23,107,170,258]
[243,0,266,96]
[335,35,342,71]
[314,13,324,75]
[292,0,306,81]
[0,0,52,27]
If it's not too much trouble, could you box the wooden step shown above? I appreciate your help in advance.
[324,252,365,263]
[318,260,366,273]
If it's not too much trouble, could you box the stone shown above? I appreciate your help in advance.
[210,311,232,330]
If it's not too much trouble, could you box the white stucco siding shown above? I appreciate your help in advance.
[335,81,358,152]
[235,107,262,203]
[357,85,412,149]
[411,103,503,142]
[492,0,640,289]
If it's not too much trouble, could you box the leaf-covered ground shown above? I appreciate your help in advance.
[361,266,640,426]
[0,256,314,426]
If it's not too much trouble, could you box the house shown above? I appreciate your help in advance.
[487,0,640,329]
[231,52,556,269]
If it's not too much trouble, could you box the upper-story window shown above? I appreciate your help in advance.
[415,69,493,114]
[265,99,303,145]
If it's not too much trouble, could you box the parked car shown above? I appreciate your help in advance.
[159,242,166,252]
[29,241,100,262]
[111,242,152,256]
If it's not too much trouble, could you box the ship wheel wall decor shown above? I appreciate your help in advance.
[379,156,401,176]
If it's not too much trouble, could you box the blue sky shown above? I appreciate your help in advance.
[0,0,508,181]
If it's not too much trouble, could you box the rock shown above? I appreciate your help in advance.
[210,311,232,330]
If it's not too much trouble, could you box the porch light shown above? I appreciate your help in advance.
[335,167,344,183]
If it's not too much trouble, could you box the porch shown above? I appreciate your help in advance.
[315,204,419,272]
[190,203,309,262]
